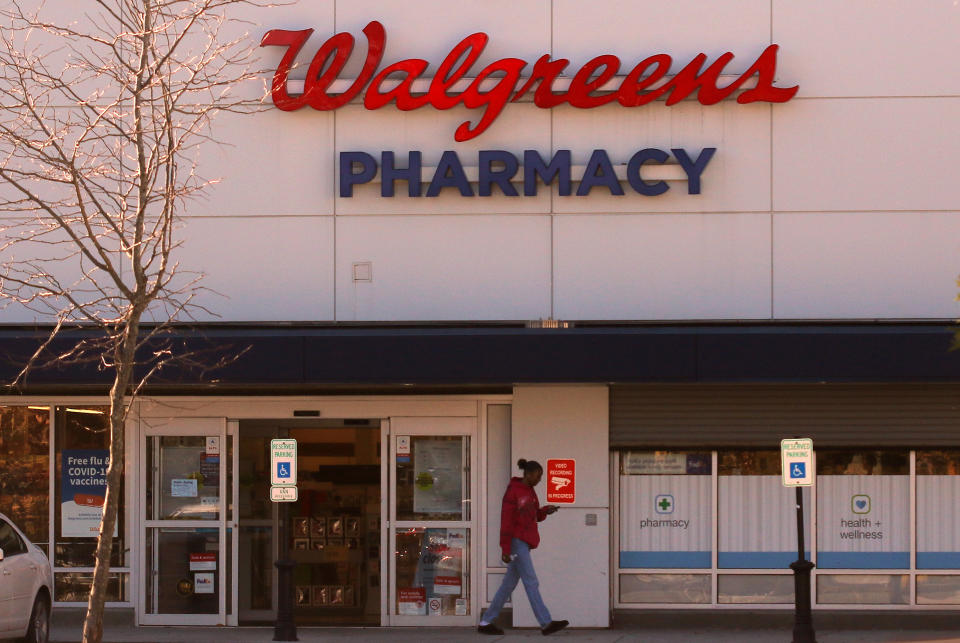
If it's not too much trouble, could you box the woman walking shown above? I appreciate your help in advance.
[478,459,569,636]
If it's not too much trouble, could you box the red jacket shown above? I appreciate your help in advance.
[499,477,549,557]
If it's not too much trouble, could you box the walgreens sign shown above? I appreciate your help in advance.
[261,21,798,142]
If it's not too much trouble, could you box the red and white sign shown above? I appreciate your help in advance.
[546,459,576,504]
[189,552,217,571]
[433,575,462,595]
[398,587,426,615]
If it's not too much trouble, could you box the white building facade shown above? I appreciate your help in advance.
[3,0,960,629]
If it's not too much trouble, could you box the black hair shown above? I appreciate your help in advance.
[517,458,543,474]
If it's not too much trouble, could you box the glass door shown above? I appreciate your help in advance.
[140,418,230,625]
[235,419,385,625]
[388,417,477,626]
[236,423,277,623]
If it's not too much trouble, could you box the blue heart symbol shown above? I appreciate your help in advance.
[855,500,866,509]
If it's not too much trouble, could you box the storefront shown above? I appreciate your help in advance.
[2,0,960,632]
[0,396,516,626]
[610,382,960,610]
[3,332,960,627]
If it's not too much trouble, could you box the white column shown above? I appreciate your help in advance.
[509,385,609,628]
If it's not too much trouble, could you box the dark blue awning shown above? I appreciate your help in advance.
[0,323,957,393]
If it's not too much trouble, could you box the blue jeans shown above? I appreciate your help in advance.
[482,538,552,628]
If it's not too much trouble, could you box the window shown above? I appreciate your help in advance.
[0,406,50,547]
[718,450,809,570]
[54,406,124,568]
[396,436,470,521]
[816,451,909,571]
[713,450,810,604]
[615,449,951,609]
[619,451,712,571]
[0,518,27,557]
[916,451,960,570]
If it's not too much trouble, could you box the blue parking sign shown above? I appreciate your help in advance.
[277,462,291,479]
[790,462,806,479]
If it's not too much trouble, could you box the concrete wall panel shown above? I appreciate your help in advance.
[773,212,960,319]
[173,215,334,321]
[774,0,960,98]
[193,109,335,217]
[773,98,960,213]
[335,215,551,321]
[0,225,122,324]
[510,385,609,627]
[554,213,771,320]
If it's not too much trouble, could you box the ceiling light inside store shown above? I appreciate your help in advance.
[66,408,106,414]
[525,319,573,329]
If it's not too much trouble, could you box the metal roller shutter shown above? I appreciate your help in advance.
[610,383,960,448]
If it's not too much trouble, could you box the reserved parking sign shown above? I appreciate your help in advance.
[781,438,814,487]
[270,439,297,503]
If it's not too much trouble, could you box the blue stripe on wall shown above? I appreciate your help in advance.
[917,552,960,569]
[620,551,711,569]
[718,552,811,569]
[623,551,919,569]
[817,552,909,569]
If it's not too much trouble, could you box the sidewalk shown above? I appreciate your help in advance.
[48,609,960,643]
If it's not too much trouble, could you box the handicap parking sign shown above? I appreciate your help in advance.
[780,438,813,487]
[270,439,297,486]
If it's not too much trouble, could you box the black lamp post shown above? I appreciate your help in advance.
[790,486,816,643]
[274,502,298,641]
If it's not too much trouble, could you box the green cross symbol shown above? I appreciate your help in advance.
[658,497,672,511]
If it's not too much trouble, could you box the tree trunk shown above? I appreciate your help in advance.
[82,318,142,643]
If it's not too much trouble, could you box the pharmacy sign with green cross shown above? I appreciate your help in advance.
[655,494,674,514]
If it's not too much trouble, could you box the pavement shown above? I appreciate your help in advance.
[45,608,960,643]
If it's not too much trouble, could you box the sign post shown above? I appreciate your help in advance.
[781,438,816,643]
[270,439,298,642]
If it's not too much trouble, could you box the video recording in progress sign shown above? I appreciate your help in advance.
[546,459,576,503]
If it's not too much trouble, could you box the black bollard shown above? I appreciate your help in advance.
[790,486,816,643]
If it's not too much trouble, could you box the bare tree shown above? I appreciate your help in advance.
[0,1,268,641]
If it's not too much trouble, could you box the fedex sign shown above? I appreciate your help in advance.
[260,21,798,142]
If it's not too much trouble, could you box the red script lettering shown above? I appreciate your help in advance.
[261,21,798,142]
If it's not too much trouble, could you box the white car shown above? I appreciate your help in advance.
[0,513,52,643]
